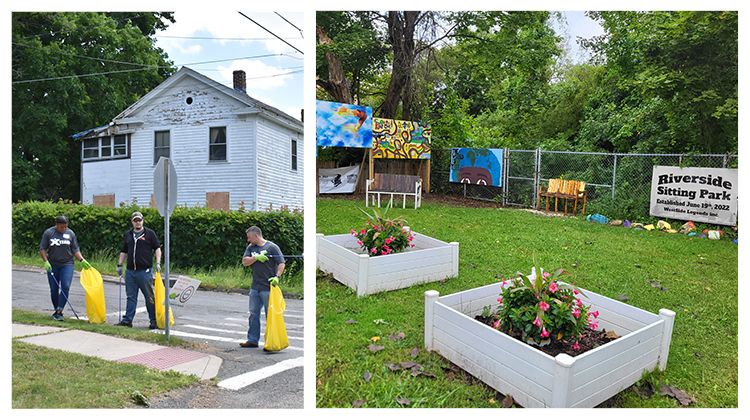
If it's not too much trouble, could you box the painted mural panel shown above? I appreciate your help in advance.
[450,148,504,187]
[316,100,373,148]
[371,118,431,159]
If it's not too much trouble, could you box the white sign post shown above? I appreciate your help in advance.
[153,157,178,339]
[650,166,738,225]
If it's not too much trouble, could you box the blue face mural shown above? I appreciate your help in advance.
[316,100,373,148]
[449,148,504,187]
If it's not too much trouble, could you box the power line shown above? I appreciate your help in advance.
[274,12,303,39]
[12,42,159,68]
[238,12,303,55]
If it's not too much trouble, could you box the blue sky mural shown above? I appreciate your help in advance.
[316,100,373,148]
[450,148,504,187]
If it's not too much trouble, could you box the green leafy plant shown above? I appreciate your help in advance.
[494,266,598,349]
[350,206,414,256]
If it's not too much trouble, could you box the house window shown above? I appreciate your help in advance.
[209,127,227,161]
[291,138,298,171]
[113,135,127,156]
[100,137,112,157]
[83,139,99,159]
[154,130,170,164]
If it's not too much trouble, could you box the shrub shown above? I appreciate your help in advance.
[494,267,598,349]
[350,207,414,256]
[13,201,303,272]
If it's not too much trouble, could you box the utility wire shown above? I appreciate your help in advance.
[12,42,158,67]
[274,12,303,39]
[238,12,303,55]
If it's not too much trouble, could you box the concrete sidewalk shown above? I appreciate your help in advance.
[12,323,222,380]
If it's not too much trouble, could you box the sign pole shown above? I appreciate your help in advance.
[164,159,171,341]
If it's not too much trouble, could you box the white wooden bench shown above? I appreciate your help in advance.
[366,173,422,209]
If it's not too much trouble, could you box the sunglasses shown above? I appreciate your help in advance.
[132,218,143,222]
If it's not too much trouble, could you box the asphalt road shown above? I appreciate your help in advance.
[11,268,304,408]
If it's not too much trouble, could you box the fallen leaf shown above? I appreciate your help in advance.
[396,398,411,406]
[632,381,655,399]
[387,363,401,372]
[352,400,366,408]
[660,385,696,406]
[389,332,406,341]
[400,361,417,369]
[370,336,381,343]
[502,394,514,408]
[649,280,668,292]
[345,319,358,324]
[605,330,620,339]
[363,371,372,382]
[489,398,496,404]
[367,344,384,353]
[410,347,420,358]
[617,294,629,302]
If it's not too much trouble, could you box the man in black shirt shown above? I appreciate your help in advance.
[116,211,161,328]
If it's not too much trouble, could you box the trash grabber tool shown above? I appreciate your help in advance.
[48,270,80,320]
[118,273,123,323]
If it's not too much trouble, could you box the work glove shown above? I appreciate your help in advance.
[44,261,52,272]
[81,259,92,270]
[269,276,280,287]
[117,264,123,277]
[156,263,161,273]
[255,250,269,263]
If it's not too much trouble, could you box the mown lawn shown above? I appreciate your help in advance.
[12,341,197,408]
[12,252,304,298]
[316,198,738,408]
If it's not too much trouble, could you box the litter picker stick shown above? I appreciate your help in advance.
[49,270,80,320]
[118,274,123,323]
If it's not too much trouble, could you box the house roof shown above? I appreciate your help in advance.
[72,66,302,140]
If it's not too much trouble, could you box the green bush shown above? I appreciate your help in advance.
[13,201,303,272]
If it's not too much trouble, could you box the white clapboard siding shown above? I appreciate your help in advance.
[256,118,303,211]
[317,232,458,296]
[426,280,675,408]
[81,158,131,205]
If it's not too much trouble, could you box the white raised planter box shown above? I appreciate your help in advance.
[317,232,458,297]
[424,279,676,408]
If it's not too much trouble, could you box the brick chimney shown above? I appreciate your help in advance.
[233,70,246,93]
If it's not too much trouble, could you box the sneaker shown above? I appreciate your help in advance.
[148,323,158,330]
[116,320,133,327]
[51,312,64,321]
[239,341,258,348]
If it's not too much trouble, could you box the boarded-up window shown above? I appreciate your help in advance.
[93,194,115,207]
[209,127,227,161]
[154,130,170,164]
[206,192,230,211]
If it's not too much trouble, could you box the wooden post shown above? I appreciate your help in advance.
[368,148,374,180]
[658,309,676,371]
[424,290,440,351]
[425,159,431,193]
[551,354,575,407]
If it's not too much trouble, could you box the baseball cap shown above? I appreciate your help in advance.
[55,215,69,224]
[131,211,144,221]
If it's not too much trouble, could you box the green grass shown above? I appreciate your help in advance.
[12,341,197,408]
[13,308,194,348]
[316,198,738,408]
[13,252,304,298]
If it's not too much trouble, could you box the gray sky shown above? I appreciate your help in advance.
[554,11,606,64]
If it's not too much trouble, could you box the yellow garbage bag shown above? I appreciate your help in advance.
[264,285,288,352]
[79,267,106,324]
[154,271,174,329]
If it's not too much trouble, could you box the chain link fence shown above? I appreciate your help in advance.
[430,148,738,220]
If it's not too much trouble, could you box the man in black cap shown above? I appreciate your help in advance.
[39,215,91,321]
[116,211,161,328]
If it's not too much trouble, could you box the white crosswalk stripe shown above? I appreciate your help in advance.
[182,324,303,341]
[218,357,304,390]
[151,329,303,352]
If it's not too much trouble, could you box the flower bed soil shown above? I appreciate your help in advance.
[475,315,618,357]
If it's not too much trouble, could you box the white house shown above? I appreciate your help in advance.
[73,66,303,211]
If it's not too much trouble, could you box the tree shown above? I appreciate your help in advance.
[12,12,175,201]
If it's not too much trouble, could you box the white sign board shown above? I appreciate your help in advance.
[168,276,201,307]
[650,166,738,225]
[319,165,360,194]
[153,157,178,217]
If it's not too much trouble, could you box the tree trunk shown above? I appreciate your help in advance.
[380,11,419,119]
[316,24,353,104]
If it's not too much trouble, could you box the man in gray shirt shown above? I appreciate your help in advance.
[240,226,285,348]
[39,215,91,320]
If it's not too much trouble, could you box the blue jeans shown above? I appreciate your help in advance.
[247,288,270,343]
[47,263,74,312]
[123,268,156,324]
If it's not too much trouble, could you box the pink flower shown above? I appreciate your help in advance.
[357,240,363,246]
[573,289,579,295]
[381,249,389,255]
[542,271,550,279]
[501,280,507,288]
[572,308,580,318]
[383,245,391,252]
[548,282,558,293]
[385,236,394,245]
[572,341,581,351]
[539,301,550,312]
[350,229,356,235]
[370,247,377,254]
[373,225,380,231]
[360,229,366,235]
[492,319,501,329]
[589,321,599,330]
[575,298,582,307]
[497,296,503,303]
[409,243,415,248]
[541,328,550,338]
[533,317,542,327]
[590,310,599,319]
[407,236,414,241]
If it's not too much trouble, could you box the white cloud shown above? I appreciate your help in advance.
[216,59,296,91]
